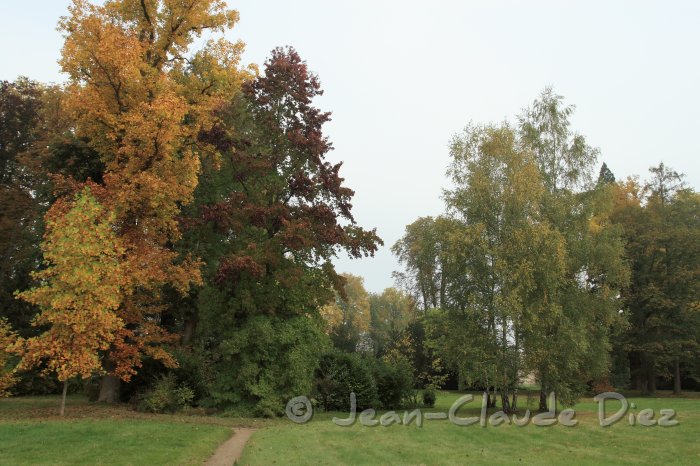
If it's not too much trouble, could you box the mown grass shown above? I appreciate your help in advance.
[1,391,699,465]
[240,391,700,465]
[0,420,230,465]
[0,395,244,466]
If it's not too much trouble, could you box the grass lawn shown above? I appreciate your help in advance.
[0,420,230,465]
[240,391,700,465]
[0,396,244,466]
[2,392,699,465]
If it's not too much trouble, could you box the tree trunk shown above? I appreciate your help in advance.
[629,352,642,391]
[511,390,518,412]
[647,365,656,396]
[539,389,547,411]
[60,380,68,416]
[673,358,682,394]
[640,355,650,395]
[500,390,512,414]
[181,314,198,346]
[640,378,649,396]
[485,387,496,408]
[98,374,121,403]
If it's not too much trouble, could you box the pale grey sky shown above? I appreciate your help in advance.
[2,1,698,292]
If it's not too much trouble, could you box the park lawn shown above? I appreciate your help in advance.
[0,420,231,465]
[240,391,700,465]
[0,396,239,466]
[2,392,699,465]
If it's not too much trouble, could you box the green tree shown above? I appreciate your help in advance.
[519,88,628,408]
[0,78,48,337]
[368,287,416,357]
[598,162,616,185]
[613,165,700,394]
[190,48,381,413]
[441,122,560,412]
[392,216,463,312]
[322,273,372,353]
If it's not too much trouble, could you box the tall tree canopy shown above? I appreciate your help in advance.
[518,88,628,407]
[55,0,251,399]
[395,89,628,410]
[188,47,382,413]
[612,165,700,394]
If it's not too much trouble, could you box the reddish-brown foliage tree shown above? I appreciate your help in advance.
[196,47,382,316]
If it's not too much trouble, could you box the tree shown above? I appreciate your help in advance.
[321,273,371,352]
[396,90,628,412]
[519,87,599,193]
[598,162,616,185]
[0,78,47,337]
[368,287,416,357]
[613,165,700,394]
[519,88,628,408]
[392,216,463,312]
[0,319,17,397]
[14,188,124,415]
[56,0,250,401]
[441,122,562,412]
[191,47,381,412]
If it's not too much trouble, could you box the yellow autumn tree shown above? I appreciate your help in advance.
[0,319,17,397]
[15,187,124,415]
[321,273,371,352]
[56,0,251,398]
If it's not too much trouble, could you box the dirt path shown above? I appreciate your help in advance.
[205,428,256,466]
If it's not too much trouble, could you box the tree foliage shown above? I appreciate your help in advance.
[321,273,371,352]
[395,90,628,410]
[0,319,17,396]
[188,47,381,412]
[55,0,251,383]
[612,165,700,394]
[14,188,124,384]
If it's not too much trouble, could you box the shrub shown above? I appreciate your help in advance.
[314,350,378,411]
[373,358,415,409]
[138,374,195,413]
[591,377,615,394]
[206,314,329,417]
[422,388,437,408]
[172,347,212,403]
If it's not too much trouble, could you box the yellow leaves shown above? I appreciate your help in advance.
[15,188,125,383]
[320,274,371,335]
[383,332,415,366]
[589,215,604,234]
[35,0,249,380]
[319,303,343,333]
[0,319,18,397]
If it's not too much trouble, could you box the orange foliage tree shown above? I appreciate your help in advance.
[0,319,17,397]
[14,188,124,414]
[56,0,251,399]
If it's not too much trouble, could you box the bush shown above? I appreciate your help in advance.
[171,347,212,403]
[138,374,195,413]
[206,314,329,417]
[422,388,437,408]
[314,350,378,411]
[373,358,415,409]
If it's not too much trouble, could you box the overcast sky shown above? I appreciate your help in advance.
[2,1,699,292]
